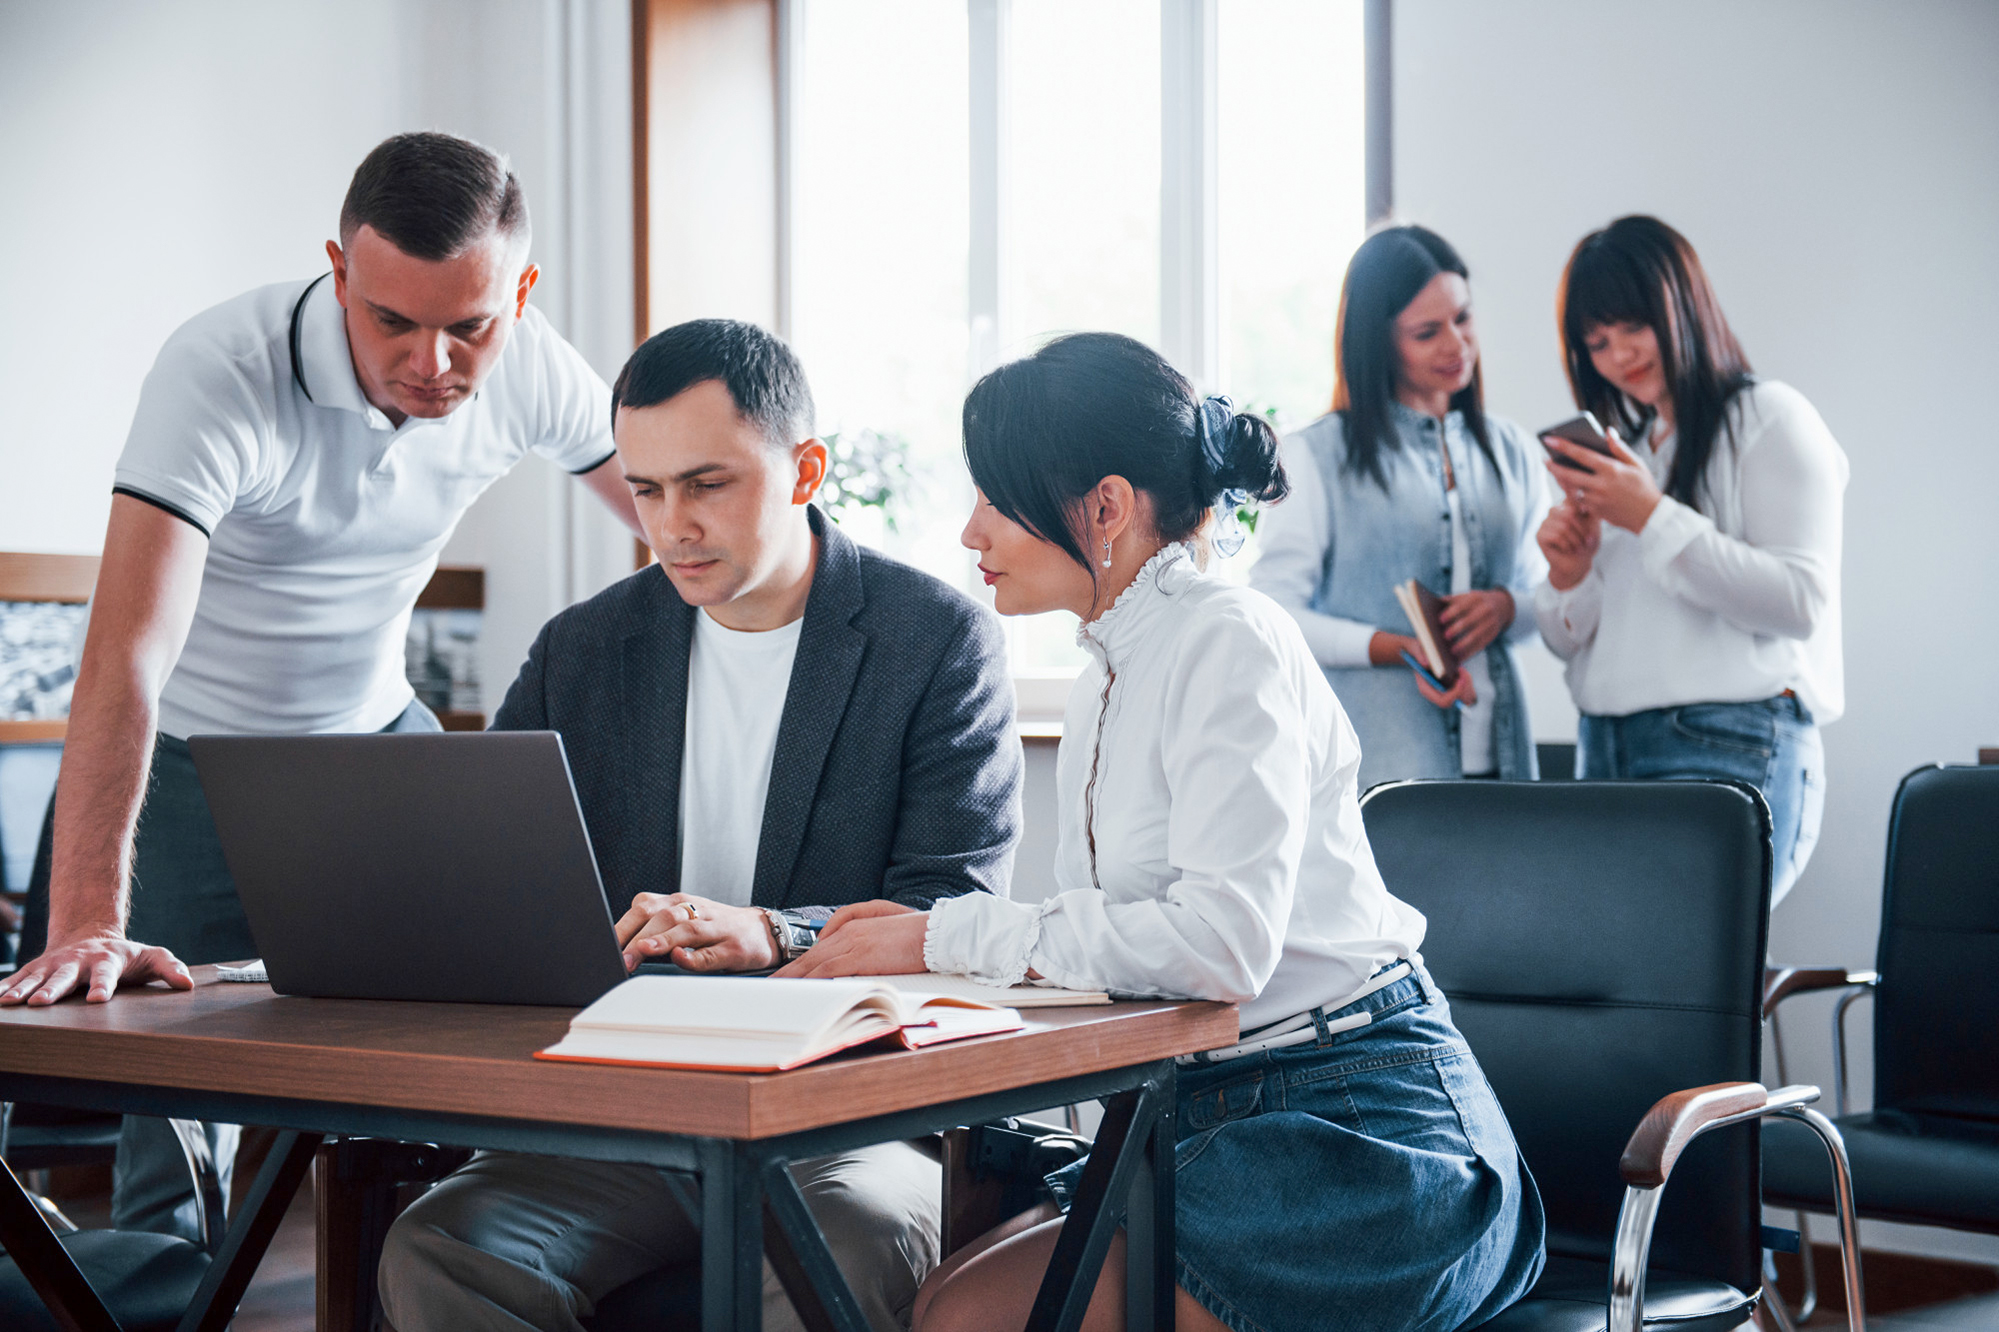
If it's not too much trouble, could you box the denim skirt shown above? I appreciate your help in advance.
[1576,693,1823,908]
[1047,966,1546,1332]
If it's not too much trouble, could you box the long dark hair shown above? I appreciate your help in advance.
[1558,215,1754,509]
[1330,224,1493,489]
[962,333,1288,574]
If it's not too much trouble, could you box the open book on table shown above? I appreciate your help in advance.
[536,975,1027,1073]
[843,973,1111,1009]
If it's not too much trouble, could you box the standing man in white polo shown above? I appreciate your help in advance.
[2,132,642,1240]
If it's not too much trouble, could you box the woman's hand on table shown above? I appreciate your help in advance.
[1542,432,1661,534]
[615,892,776,973]
[773,901,928,978]
[1439,588,1513,659]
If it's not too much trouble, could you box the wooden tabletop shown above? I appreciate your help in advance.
[0,969,1235,1140]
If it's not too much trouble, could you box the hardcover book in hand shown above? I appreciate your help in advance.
[1393,579,1460,687]
[536,975,1026,1072]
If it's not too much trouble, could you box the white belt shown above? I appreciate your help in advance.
[1177,961,1414,1066]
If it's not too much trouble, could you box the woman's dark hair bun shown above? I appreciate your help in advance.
[963,332,1289,568]
[1209,410,1289,505]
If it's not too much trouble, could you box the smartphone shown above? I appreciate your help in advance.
[1540,411,1617,472]
[1399,649,1465,712]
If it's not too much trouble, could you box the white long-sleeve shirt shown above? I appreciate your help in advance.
[924,545,1427,1031]
[1533,380,1847,721]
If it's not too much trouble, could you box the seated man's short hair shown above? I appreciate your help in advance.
[612,319,816,448]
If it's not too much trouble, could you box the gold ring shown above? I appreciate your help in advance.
[683,902,700,922]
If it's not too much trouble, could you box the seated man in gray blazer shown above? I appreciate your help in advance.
[379,319,1022,1332]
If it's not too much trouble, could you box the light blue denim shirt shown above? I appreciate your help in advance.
[1252,403,1549,786]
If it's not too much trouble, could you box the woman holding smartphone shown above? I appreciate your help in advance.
[778,333,1546,1332]
[1536,215,1847,907]
[1252,225,1548,787]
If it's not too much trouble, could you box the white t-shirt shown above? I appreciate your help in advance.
[1533,380,1847,722]
[112,277,615,738]
[677,610,804,905]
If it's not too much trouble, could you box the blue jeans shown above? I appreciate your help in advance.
[21,699,442,1240]
[1576,695,1823,909]
[1048,966,1546,1332]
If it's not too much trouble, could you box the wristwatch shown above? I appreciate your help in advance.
[761,908,819,963]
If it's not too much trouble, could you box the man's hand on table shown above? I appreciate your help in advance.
[616,893,778,973]
[773,901,928,978]
[0,929,194,1006]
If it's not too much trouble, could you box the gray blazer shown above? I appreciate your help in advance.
[493,506,1021,913]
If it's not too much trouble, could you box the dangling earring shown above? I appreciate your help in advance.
[1101,538,1113,568]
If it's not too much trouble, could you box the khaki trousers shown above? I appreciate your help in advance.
[378,1141,940,1332]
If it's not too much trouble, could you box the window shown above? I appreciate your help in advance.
[789,1,972,579]
[784,0,1368,683]
[1007,0,1161,353]
[1218,0,1366,428]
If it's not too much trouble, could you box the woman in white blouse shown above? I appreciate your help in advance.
[780,333,1545,1332]
[1536,216,1847,908]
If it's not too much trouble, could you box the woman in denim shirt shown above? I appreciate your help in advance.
[1254,226,1548,788]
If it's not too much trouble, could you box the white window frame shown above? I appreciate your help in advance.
[775,0,1374,719]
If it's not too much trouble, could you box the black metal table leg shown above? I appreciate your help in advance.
[0,1154,120,1332]
[762,1160,871,1332]
[701,1138,764,1332]
[1025,1067,1171,1332]
[1123,1063,1175,1332]
[175,1128,320,1332]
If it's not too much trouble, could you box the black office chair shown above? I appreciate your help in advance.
[1762,764,1999,1314]
[0,1118,223,1332]
[1359,779,1861,1332]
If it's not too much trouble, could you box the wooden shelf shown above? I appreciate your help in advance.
[0,552,100,604]
[415,565,484,611]
[0,720,66,743]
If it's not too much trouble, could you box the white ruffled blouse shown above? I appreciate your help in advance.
[924,545,1428,1030]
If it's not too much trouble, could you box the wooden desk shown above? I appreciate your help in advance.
[0,971,1235,1332]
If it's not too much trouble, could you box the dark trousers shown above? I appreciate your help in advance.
[20,699,442,1238]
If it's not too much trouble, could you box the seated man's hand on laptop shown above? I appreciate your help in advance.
[616,893,777,973]
[0,929,195,1006]
[773,901,926,978]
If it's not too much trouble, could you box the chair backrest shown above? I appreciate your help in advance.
[1873,764,1999,1121]
[1360,779,1770,1296]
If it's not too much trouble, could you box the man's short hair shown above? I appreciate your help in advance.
[611,319,816,447]
[339,132,529,262]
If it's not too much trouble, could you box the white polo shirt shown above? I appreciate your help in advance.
[112,276,616,738]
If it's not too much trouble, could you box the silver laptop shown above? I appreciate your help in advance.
[189,731,629,1005]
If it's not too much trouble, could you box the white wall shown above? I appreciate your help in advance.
[1394,0,1999,1263]
[0,0,636,712]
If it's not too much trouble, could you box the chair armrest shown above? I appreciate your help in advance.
[1609,1083,1855,1332]
[1618,1082,1771,1188]
[1763,965,1877,1019]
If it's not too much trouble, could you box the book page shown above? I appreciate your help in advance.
[846,973,1111,1008]
[566,975,897,1037]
